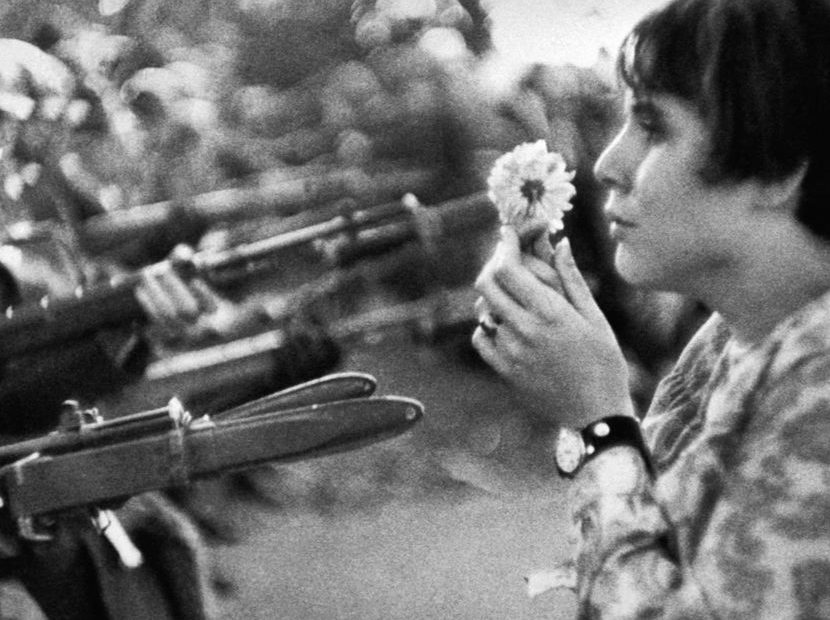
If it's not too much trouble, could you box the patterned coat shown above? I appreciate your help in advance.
[567,289,830,618]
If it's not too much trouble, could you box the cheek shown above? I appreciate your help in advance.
[634,161,708,229]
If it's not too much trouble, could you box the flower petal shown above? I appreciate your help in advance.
[486,141,577,232]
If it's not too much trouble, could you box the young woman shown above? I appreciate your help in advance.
[473,0,830,616]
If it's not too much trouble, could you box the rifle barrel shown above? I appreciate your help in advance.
[0,404,177,466]
[79,166,439,254]
[0,192,494,360]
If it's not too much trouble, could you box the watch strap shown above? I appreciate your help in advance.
[580,415,653,476]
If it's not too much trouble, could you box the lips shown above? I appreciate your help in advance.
[607,212,637,240]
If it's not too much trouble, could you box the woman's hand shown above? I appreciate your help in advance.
[472,227,634,427]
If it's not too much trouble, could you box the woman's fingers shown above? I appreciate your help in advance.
[475,228,608,353]
[482,237,574,325]
[471,324,500,365]
[475,260,530,329]
[553,238,606,326]
[474,227,528,317]
[471,316,520,377]
[523,253,563,293]
[530,231,555,265]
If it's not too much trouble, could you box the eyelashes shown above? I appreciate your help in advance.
[629,98,669,143]
[636,115,667,142]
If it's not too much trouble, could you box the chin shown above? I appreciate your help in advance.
[614,250,665,290]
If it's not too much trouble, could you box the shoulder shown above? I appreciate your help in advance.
[749,291,830,426]
[724,292,830,463]
[754,353,830,461]
[766,290,830,381]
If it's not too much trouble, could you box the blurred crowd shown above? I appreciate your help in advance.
[0,0,709,610]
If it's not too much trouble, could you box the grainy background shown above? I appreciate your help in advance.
[212,329,579,620]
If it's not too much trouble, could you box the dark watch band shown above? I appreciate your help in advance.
[583,416,653,473]
[555,415,653,478]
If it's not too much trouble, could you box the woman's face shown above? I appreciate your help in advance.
[593,90,758,296]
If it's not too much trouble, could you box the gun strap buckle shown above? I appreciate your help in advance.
[166,399,192,488]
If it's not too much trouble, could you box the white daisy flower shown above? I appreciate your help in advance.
[486,139,576,233]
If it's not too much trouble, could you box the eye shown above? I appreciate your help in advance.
[629,99,667,144]
[635,113,666,143]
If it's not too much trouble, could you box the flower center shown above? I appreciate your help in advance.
[520,179,545,203]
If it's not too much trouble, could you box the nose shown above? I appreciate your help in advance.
[593,129,631,193]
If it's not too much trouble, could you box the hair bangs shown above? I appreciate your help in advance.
[616,4,705,104]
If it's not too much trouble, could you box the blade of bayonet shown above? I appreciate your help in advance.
[216,372,377,421]
[199,395,423,471]
[2,395,423,518]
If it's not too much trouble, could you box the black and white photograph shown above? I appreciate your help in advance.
[0,0,828,618]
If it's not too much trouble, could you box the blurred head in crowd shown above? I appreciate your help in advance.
[0,39,80,225]
[120,63,216,132]
[350,0,488,53]
[0,39,80,155]
[612,0,830,241]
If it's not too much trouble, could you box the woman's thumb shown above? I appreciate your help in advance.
[554,238,604,323]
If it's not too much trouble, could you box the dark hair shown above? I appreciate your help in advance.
[617,0,830,239]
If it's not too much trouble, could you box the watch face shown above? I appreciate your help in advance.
[555,427,585,475]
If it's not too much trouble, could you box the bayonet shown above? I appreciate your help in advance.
[0,373,423,539]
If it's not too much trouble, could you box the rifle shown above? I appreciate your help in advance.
[143,285,477,383]
[0,191,495,361]
[78,164,441,255]
[88,225,479,415]
[0,372,423,541]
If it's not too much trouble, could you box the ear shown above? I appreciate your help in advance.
[753,160,809,213]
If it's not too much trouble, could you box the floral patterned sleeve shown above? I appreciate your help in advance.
[566,351,830,619]
[567,445,697,619]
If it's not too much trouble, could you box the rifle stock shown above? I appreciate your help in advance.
[0,192,496,360]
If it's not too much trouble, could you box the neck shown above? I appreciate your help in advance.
[694,225,830,346]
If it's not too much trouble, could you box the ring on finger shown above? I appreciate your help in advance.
[478,316,498,337]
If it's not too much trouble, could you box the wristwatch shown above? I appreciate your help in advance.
[553,415,653,478]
